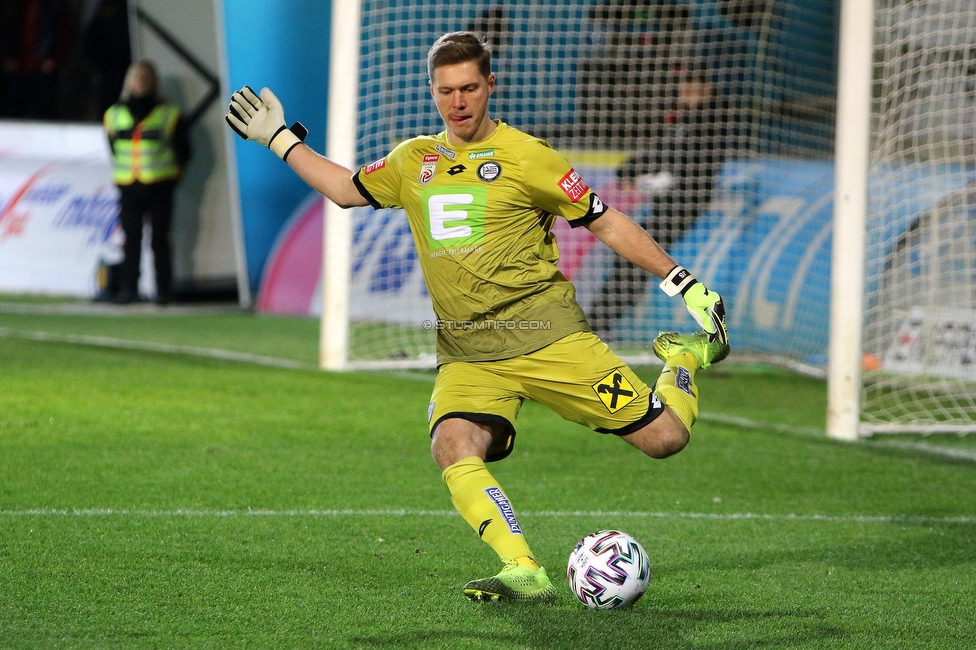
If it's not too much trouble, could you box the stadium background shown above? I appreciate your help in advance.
[1,0,836,301]
[3,3,976,642]
[1,0,971,373]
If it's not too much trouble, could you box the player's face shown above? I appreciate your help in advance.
[430,60,495,144]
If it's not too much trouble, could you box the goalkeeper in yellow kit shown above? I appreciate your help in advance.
[226,31,729,602]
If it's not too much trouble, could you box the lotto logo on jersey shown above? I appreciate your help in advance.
[364,158,386,175]
[419,154,439,185]
[558,169,589,202]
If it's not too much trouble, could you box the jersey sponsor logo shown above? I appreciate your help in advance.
[558,168,589,202]
[427,400,435,422]
[468,149,495,160]
[447,164,466,176]
[435,144,456,159]
[423,185,488,249]
[592,370,638,413]
[484,487,522,534]
[477,161,502,182]
[419,153,439,185]
[364,158,386,175]
[429,194,473,239]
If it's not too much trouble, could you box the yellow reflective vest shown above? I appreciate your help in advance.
[104,103,181,185]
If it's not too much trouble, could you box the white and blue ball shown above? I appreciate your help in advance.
[567,530,651,609]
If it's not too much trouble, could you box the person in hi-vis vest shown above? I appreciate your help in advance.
[104,60,190,304]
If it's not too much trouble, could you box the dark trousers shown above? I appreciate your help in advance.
[117,181,175,299]
[588,196,702,338]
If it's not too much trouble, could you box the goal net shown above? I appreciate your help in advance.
[859,0,976,434]
[332,0,840,370]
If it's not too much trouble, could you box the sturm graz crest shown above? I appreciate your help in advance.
[477,161,502,182]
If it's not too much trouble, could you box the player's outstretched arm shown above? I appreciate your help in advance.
[225,86,368,209]
[585,208,677,278]
[286,145,369,209]
[586,208,728,344]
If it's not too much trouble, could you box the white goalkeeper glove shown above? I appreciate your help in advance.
[225,86,307,161]
[660,265,729,345]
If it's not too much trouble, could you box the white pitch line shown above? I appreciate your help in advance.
[1,508,973,525]
[698,412,825,437]
[5,327,975,463]
[0,328,314,370]
[874,440,976,463]
[698,413,976,463]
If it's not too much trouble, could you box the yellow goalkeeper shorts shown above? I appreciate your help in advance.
[428,331,664,461]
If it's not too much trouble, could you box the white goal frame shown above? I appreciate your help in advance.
[320,0,360,371]
[321,1,975,437]
[826,0,873,441]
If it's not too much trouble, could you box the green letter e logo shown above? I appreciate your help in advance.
[424,186,487,249]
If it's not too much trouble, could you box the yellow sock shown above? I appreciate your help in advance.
[654,352,700,431]
[442,457,538,568]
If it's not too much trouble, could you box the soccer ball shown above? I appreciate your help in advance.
[567,530,651,609]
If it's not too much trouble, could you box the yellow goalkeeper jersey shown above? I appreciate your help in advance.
[353,121,607,364]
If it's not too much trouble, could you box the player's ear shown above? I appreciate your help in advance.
[429,72,440,99]
[487,72,495,95]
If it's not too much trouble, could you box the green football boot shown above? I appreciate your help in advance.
[463,559,556,602]
[653,330,730,369]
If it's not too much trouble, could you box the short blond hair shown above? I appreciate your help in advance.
[427,32,492,81]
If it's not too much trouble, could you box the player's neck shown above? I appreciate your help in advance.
[447,117,498,146]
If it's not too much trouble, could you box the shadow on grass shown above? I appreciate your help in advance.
[712,522,976,572]
[347,602,846,650]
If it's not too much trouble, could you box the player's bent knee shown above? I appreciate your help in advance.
[430,418,496,469]
[651,427,690,459]
[622,413,690,459]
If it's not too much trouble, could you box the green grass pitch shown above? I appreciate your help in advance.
[2,301,975,648]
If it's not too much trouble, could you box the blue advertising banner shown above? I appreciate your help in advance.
[642,159,971,363]
[222,0,331,292]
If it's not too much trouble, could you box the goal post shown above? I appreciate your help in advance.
[827,0,873,441]
[320,0,361,371]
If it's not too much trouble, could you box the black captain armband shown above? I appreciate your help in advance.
[567,193,608,228]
